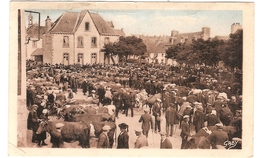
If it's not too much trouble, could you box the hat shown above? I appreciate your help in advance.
[215,123,223,127]
[65,105,70,109]
[91,90,96,93]
[211,110,217,115]
[40,102,45,106]
[236,110,242,114]
[159,131,167,136]
[102,125,111,131]
[32,104,38,108]
[193,102,199,105]
[156,98,162,102]
[118,123,128,129]
[144,108,149,113]
[135,129,142,133]
[55,123,65,129]
[68,88,72,91]
[182,97,187,101]
[42,109,48,114]
[183,115,190,119]
[186,105,192,109]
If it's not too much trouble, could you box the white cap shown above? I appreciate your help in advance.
[183,115,190,119]
[55,123,65,129]
[102,125,111,131]
[42,109,48,114]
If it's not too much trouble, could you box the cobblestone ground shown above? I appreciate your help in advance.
[22,88,196,149]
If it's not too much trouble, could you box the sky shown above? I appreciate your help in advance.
[25,9,242,37]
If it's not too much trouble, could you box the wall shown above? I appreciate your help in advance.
[52,34,74,64]
[26,39,42,59]
[74,12,100,64]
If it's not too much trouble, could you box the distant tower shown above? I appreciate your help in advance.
[170,30,179,44]
[28,13,33,28]
[231,23,242,34]
[202,27,210,40]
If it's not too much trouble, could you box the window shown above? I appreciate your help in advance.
[78,53,83,63]
[91,37,97,47]
[161,53,164,57]
[78,36,83,48]
[63,36,69,47]
[63,53,69,65]
[85,22,89,31]
[32,41,37,48]
[104,37,110,44]
[161,59,164,63]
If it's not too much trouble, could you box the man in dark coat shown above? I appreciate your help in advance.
[27,104,40,143]
[139,109,154,138]
[81,79,88,95]
[51,123,64,148]
[26,86,36,108]
[152,98,162,133]
[37,109,48,147]
[160,131,172,149]
[97,125,111,148]
[165,103,176,137]
[207,123,228,149]
[112,92,122,118]
[123,91,134,117]
[193,106,205,133]
[117,123,129,149]
[205,110,220,127]
[97,85,106,104]
[180,115,191,149]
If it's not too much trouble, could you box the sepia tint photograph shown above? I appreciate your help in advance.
[10,2,254,157]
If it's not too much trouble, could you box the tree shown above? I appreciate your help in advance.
[191,38,224,67]
[221,29,243,70]
[165,43,191,64]
[101,36,147,64]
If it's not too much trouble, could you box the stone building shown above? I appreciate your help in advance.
[40,10,124,65]
[25,13,45,62]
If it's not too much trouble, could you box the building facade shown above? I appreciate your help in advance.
[41,10,124,65]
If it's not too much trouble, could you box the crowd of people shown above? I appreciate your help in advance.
[26,60,242,149]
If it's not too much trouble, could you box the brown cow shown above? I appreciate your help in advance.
[36,120,91,148]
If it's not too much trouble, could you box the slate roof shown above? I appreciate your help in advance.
[26,23,45,39]
[31,48,44,56]
[49,10,124,36]
[49,12,79,33]
[89,13,120,36]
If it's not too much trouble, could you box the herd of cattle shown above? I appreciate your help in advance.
[26,62,242,149]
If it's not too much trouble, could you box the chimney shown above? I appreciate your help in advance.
[45,16,51,33]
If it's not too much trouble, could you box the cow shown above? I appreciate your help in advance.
[186,126,237,149]
[218,107,234,126]
[36,120,91,148]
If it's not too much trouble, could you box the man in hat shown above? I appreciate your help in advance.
[37,109,48,147]
[180,115,191,149]
[97,125,111,148]
[165,103,177,137]
[67,88,74,99]
[207,123,228,149]
[51,123,65,148]
[230,110,242,138]
[193,105,205,133]
[27,104,40,143]
[205,110,220,127]
[134,129,148,148]
[159,131,172,149]
[139,108,154,138]
[117,123,129,149]
[82,79,88,95]
[27,86,36,108]
[152,98,162,133]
